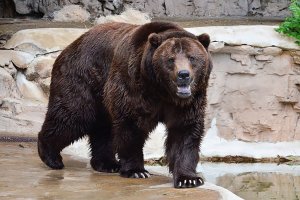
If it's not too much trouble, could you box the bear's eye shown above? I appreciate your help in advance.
[188,56,196,62]
[167,58,175,64]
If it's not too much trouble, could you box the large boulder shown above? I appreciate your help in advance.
[4,28,88,52]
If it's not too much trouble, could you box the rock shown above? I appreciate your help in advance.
[220,45,262,55]
[39,77,51,96]
[53,5,90,22]
[4,62,18,78]
[95,8,151,25]
[0,98,46,136]
[293,56,300,65]
[14,43,47,56]
[13,0,32,15]
[81,0,104,19]
[263,47,283,56]
[263,54,293,76]
[164,0,195,17]
[0,50,34,69]
[186,26,300,50]
[231,54,251,66]
[0,51,11,67]
[255,55,273,61]
[16,72,47,103]
[209,42,225,52]
[291,51,300,65]
[0,98,23,116]
[12,0,64,17]
[0,68,21,99]
[104,1,115,11]
[136,0,166,17]
[0,34,12,48]
[25,56,55,81]
[5,28,88,52]
[248,0,291,17]
[11,51,34,69]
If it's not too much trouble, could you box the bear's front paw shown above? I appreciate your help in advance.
[120,169,151,178]
[174,175,204,188]
[91,159,120,173]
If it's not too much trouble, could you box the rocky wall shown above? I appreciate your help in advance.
[187,26,300,142]
[0,28,87,136]
[0,25,299,143]
[0,0,291,19]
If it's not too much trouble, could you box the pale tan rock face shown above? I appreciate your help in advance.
[206,50,300,142]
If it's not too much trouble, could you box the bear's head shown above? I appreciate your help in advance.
[141,30,211,101]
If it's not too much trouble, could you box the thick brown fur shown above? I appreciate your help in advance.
[38,21,213,188]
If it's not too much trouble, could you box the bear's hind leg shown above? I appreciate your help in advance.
[38,117,86,169]
[89,121,120,173]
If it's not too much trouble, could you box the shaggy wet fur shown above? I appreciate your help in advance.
[38,22,212,188]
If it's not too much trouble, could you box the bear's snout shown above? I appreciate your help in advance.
[176,70,193,98]
[177,70,190,80]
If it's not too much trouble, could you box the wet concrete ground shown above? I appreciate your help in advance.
[0,142,220,200]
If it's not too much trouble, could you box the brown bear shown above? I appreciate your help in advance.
[38,21,212,188]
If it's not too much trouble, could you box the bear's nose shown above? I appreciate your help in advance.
[177,70,190,80]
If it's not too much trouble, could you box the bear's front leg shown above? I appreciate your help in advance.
[166,122,204,188]
[112,119,150,179]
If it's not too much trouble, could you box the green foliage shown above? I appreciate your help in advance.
[276,0,300,45]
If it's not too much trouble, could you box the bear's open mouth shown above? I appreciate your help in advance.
[176,85,191,98]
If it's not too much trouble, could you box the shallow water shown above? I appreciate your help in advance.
[198,163,300,200]
[147,162,300,200]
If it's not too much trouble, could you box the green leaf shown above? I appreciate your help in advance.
[276,0,300,45]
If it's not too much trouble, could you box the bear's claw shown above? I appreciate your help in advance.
[91,159,120,173]
[175,176,204,188]
[120,169,151,178]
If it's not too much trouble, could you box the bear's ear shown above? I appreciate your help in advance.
[197,33,210,50]
[148,33,162,47]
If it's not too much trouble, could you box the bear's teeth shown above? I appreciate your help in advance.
[177,85,191,94]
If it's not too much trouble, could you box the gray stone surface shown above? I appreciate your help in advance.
[0,0,292,20]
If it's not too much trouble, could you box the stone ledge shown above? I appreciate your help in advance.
[186,25,300,50]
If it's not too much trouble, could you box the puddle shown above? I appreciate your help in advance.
[147,162,300,200]
[198,163,300,200]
